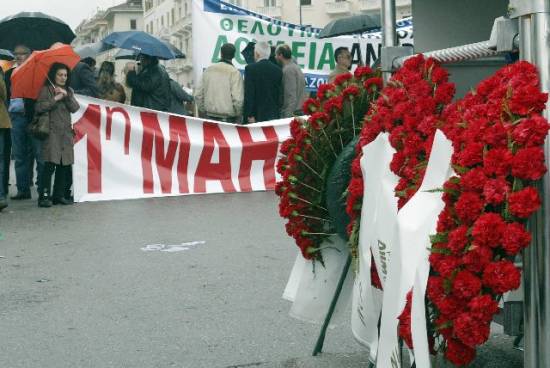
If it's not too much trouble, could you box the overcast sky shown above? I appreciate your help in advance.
[2,0,128,29]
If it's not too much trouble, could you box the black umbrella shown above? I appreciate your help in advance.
[102,31,184,60]
[241,42,255,65]
[0,12,76,51]
[0,49,14,61]
[113,41,185,60]
[317,14,381,39]
[74,42,114,59]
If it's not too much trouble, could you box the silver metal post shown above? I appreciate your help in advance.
[516,1,550,367]
[381,0,397,81]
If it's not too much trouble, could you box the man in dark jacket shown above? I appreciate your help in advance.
[126,54,171,112]
[5,44,43,200]
[243,41,282,123]
[70,57,99,98]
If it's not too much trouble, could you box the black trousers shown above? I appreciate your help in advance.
[40,162,71,199]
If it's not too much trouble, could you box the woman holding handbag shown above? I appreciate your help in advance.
[35,63,79,208]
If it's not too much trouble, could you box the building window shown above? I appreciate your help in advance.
[161,16,164,26]
[172,8,175,24]
[300,0,311,5]
[130,19,137,30]
[185,3,188,15]
[263,0,276,6]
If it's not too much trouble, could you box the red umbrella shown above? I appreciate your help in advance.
[11,43,80,99]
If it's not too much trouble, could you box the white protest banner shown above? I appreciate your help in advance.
[376,130,453,368]
[351,133,399,362]
[72,96,291,202]
[192,0,413,90]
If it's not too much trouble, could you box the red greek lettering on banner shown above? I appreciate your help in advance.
[140,112,191,194]
[194,122,236,193]
[73,104,102,193]
[236,126,279,191]
[105,106,132,155]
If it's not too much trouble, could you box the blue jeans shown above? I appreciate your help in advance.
[10,113,44,194]
[0,128,9,200]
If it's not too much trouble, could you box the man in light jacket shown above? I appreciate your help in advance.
[275,44,307,118]
[195,43,243,123]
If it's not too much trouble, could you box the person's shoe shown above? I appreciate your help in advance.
[11,192,31,200]
[38,194,52,208]
[52,197,73,206]
[0,198,7,212]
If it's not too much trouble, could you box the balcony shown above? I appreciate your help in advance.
[358,0,377,12]
[258,6,282,18]
[325,1,351,15]
[170,16,192,37]
[359,0,411,13]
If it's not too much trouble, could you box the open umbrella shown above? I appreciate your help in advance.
[0,12,76,51]
[102,31,182,60]
[74,42,115,59]
[318,14,381,39]
[114,41,185,60]
[11,44,80,99]
[0,49,14,61]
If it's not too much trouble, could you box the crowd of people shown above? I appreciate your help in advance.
[0,41,353,212]
[195,41,353,124]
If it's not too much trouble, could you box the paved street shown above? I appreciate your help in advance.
[0,190,522,367]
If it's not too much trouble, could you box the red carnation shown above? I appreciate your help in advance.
[323,96,344,113]
[447,226,470,254]
[354,66,373,79]
[483,148,513,177]
[437,207,456,232]
[455,142,484,167]
[462,245,493,273]
[435,295,462,319]
[461,168,487,192]
[511,147,547,180]
[509,187,541,219]
[469,295,499,322]
[471,213,506,248]
[333,72,352,86]
[455,192,484,224]
[512,115,549,147]
[427,276,446,303]
[302,98,320,113]
[452,270,482,300]
[445,339,476,366]
[502,222,532,256]
[364,77,383,91]
[398,291,414,348]
[483,177,510,205]
[432,255,462,278]
[483,260,521,294]
[509,85,548,115]
[453,313,490,347]
[317,83,335,100]
[342,85,361,99]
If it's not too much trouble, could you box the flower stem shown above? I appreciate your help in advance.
[321,127,339,158]
[299,159,323,179]
[351,101,356,137]
[297,214,331,222]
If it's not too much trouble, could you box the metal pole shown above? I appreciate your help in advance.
[312,254,351,356]
[518,2,550,367]
[381,0,397,81]
[381,0,397,47]
[299,0,303,26]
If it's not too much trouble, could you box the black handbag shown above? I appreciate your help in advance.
[29,112,50,140]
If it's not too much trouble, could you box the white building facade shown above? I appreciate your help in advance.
[143,0,193,87]
[73,0,145,91]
